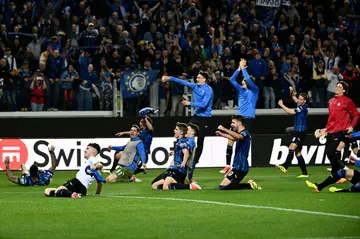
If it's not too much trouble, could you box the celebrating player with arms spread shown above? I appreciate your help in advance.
[4,144,57,186]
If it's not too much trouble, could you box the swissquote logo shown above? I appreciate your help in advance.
[0,139,28,170]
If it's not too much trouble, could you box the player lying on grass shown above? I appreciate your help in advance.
[216,115,262,190]
[315,128,360,183]
[151,122,201,190]
[106,125,146,183]
[4,145,57,186]
[44,143,105,198]
[306,155,360,193]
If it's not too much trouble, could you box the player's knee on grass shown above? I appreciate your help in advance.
[55,186,68,193]
[151,180,164,190]
[106,173,118,183]
[219,178,231,190]
[162,177,176,190]
[44,188,56,197]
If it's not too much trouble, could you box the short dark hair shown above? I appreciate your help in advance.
[188,123,200,136]
[199,71,208,81]
[299,93,308,101]
[231,114,245,126]
[88,143,101,155]
[131,124,141,132]
[337,81,348,94]
[29,164,39,178]
[176,122,188,135]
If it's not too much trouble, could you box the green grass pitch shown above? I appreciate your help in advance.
[1,167,360,239]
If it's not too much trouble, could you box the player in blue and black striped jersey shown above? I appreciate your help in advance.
[151,122,201,190]
[276,89,309,178]
[4,145,57,186]
[216,115,262,190]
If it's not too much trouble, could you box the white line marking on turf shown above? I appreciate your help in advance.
[286,237,360,239]
[101,195,360,220]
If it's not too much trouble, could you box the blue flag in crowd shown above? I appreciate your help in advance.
[120,70,158,99]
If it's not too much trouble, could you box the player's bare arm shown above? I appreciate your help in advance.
[115,131,130,137]
[4,157,19,184]
[289,87,298,103]
[278,99,296,115]
[217,125,244,140]
[48,145,57,172]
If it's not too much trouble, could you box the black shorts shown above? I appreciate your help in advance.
[63,178,87,195]
[226,169,247,184]
[350,170,360,185]
[165,168,186,184]
[291,132,307,150]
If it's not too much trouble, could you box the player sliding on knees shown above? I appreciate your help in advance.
[4,144,57,186]
[44,143,105,199]
[106,125,146,183]
[151,122,200,190]
[109,108,156,182]
[216,115,262,191]
[221,58,259,175]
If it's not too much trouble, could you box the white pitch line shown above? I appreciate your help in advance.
[101,195,360,220]
[286,237,360,239]
[2,192,360,220]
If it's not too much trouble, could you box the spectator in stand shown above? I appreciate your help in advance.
[0,0,359,114]
[30,72,46,111]
[61,64,79,111]
[78,64,97,111]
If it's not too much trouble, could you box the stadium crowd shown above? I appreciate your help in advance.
[0,0,359,116]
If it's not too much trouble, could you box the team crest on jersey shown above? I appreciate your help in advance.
[337,103,341,106]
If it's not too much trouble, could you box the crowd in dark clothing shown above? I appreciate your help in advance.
[0,0,359,116]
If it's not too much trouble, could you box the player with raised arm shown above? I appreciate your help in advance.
[43,143,105,198]
[151,122,200,190]
[109,109,155,181]
[220,59,259,174]
[161,71,213,168]
[106,125,146,183]
[216,115,262,191]
[4,145,57,186]
[275,88,309,178]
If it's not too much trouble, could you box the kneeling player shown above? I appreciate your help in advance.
[44,143,105,198]
[216,115,262,190]
[106,125,146,183]
[306,156,360,193]
[4,145,57,186]
[151,122,201,190]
